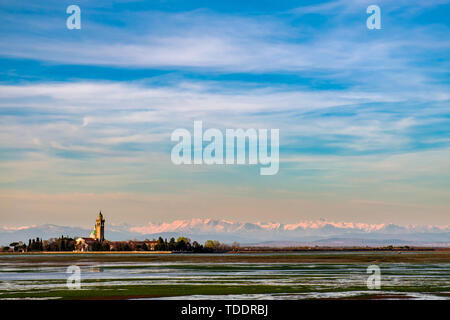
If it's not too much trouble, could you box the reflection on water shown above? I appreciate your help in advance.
[89,266,104,273]
[0,253,449,300]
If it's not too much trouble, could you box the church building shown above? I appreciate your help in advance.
[91,210,105,243]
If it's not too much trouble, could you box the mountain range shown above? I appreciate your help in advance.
[1,218,449,247]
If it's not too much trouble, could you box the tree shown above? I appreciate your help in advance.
[91,241,102,251]
[10,242,18,252]
[28,238,44,251]
[155,237,166,251]
[204,240,220,249]
[192,241,203,253]
[177,237,191,244]
[168,237,176,251]
[204,240,230,253]
[101,242,110,251]
[175,237,191,251]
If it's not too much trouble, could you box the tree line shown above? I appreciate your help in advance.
[1,236,76,252]
[154,237,237,253]
[2,236,239,253]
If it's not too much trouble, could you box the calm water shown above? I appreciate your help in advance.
[0,253,449,300]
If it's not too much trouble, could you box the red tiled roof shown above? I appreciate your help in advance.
[76,237,97,243]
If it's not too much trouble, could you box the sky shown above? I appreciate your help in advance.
[0,0,449,228]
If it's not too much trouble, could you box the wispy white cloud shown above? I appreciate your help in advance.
[0,5,448,91]
[0,80,448,166]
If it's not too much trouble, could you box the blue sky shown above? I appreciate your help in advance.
[0,0,449,227]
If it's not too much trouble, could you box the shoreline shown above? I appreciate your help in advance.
[1,251,449,263]
[0,251,173,255]
[1,246,449,255]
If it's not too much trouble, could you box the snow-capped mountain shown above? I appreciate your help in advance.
[1,218,449,246]
[130,218,449,236]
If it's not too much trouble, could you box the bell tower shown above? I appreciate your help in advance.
[95,211,105,243]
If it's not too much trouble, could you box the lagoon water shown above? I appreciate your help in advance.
[0,253,449,300]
